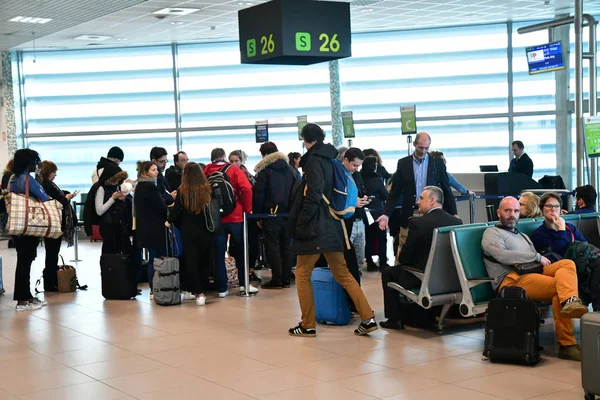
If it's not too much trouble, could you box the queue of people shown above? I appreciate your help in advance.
[1,127,598,351]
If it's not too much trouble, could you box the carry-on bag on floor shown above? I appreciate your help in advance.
[153,227,181,306]
[311,267,351,325]
[101,253,136,300]
[483,286,543,366]
[90,224,103,242]
[581,312,600,400]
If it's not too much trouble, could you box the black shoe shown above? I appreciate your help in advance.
[0,288,5,295]
[289,323,316,337]
[366,260,379,272]
[354,317,378,336]
[262,281,283,290]
[282,280,291,288]
[380,319,404,330]
[136,289,142,296]
[249,272,262,283]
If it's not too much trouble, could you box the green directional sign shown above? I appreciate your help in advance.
[585,116,600,157]
[342,111,355,138]
[400,105,417,135]
[297,115,308,140]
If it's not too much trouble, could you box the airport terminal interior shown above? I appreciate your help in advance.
[1,0,600,398]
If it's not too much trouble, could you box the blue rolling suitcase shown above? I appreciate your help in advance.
[311,267,351,325]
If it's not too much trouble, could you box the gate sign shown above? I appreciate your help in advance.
[401,105,417,135]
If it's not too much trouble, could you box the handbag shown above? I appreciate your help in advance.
[5,176,63,238]
[513,262,544,275]
[57,255,77,293]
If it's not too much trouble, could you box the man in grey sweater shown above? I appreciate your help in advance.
[482,196,588,362]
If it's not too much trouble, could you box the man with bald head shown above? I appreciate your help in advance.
[377,132,456,257]
[482,196,588,361]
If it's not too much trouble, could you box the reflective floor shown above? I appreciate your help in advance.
[0,241,586,400]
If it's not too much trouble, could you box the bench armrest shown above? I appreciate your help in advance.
[466,277,494,289]
[399,265,424,281]
[387,282,419,302]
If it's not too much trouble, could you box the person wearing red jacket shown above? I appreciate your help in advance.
[204,148,258,296]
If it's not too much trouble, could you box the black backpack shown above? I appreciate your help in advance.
[483,287,543,366]
[208,164,236,216]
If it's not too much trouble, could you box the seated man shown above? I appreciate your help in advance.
[568,184,597,214]
[482,196,589,362]
[380,186,462,330]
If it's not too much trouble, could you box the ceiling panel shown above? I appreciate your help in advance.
[2,0,600,51]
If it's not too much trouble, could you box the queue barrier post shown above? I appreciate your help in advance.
[70,201,82,262]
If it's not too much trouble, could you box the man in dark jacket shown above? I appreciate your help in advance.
[288,123,377,337]
[380,186,462,330]
[508,140,534,179]
[253,142,297,289]
[165,151,188,190]
[569,185,597,214]
[150,147,175,206]
[377,132,456,259]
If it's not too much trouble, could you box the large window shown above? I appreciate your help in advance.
[177,42,330,170]
[340,24,509,174]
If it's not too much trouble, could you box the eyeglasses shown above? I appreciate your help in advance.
[543,204,561,210]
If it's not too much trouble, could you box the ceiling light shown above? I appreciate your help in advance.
[9,16,52,24]
[74,35,113,41]
[171,21,184,25]
[464,14,478,19]
[116,38,128,41]
[239,2,254,5]
[360,8,374,12]
[153,8,200,16]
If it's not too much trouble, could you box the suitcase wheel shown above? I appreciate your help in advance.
[585,392,596,400]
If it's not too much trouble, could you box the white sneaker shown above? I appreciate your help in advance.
[32,298,48,307]
[195,295,206,306]
[240,285,259,294]
[182,291,195,301]
[218,290,229,298]
[16,301,42,312]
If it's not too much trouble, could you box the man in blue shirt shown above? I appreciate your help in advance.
[377,132,457,258]
[569,185,597,214]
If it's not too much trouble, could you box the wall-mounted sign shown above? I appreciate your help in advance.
[255,120,269,143]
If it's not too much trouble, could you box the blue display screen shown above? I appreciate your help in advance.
[526,41,565,75]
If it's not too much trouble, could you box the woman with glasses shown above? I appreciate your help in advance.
[531,192,586,257]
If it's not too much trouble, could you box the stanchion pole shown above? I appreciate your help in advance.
[239,212,255,297]
[469,193,475,224]
[70,201,82,262]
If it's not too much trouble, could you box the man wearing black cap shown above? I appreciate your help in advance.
[92,147,124,184]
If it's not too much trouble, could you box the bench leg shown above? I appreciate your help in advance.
[437,303,452,333]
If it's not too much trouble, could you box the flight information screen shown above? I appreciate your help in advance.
[526,41,565,75]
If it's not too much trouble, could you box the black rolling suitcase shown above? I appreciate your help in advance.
[101,254,137,300]
[582,312,600,400]
[483,286,543,366]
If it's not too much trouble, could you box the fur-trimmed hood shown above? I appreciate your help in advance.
[254,152,289,174]
[104,171,128,186]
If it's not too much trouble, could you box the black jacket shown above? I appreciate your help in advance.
[157,172,174,206]
[376,165,391,185]
[134,180,168,250]
[361,169,388,218]
[289,142,345,255]
[92,157,121,183]
[253,152,297,214]
[399,208,462,271]
[509,153,534,179]
[165,165,183,191]
[384,154,456,228]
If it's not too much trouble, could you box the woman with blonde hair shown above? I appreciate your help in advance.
[519,191,542,218]
[167,162,218,306]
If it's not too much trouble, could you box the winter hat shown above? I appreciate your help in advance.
[107,146,124,162]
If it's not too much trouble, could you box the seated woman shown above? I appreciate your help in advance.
[519,191,542,219]
[531,192,600,311]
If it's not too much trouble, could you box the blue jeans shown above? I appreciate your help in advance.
[147,248,166,290]
[214,222,245,292]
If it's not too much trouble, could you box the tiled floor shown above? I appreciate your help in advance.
[0,240,587,399]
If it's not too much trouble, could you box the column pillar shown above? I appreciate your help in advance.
[328,60,343,147]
